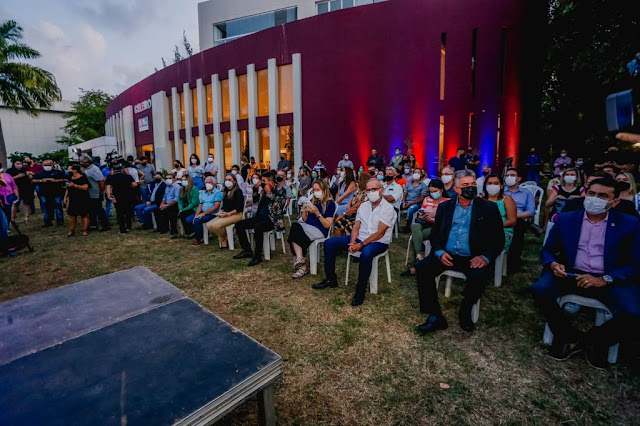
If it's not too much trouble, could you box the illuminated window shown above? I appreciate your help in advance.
[278,64,293,114]
[194,136,200,158]
[240,130,250,161]
[205,84,213,124]
[238,74,248,119]
[279,125,293,157]
[168,94,174,131]
[182,140,188,165]
[440,33,446,101]
[136,144,155,164]
[192,88,198,125]
[207,134,215,156]
[258,128,270,166]
[214,7,297,46]
[180,91,185,129]
[223,132,232,170]
[257,69,269,116]
[221,79,230,122]
[438,115,445,163]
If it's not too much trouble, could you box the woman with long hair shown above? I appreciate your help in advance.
[335,166,357,215]
[483,175,516,251]
[545,167,584,221]
[615,171,640,216]
[206,173,246,248]
[287,180,336,278]
[64,164,91,237]
[187,154,204,189]
[178,174,200,237]
[333,172,370,236]
[172,160,186,179]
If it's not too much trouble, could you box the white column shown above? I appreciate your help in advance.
[122,105,135,157]
[247,64,259,161]
[171,87,181,163]
[116,111,124,155]
[183,82,194,159]
[151,91,172,171]
[228,69,240,166]
[268,58,280,168]
[108,117,114,137]
[212,74,224,175]
[196,78,207,161]
[292,53,303,173]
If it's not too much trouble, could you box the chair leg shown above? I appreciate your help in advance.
[471,299,480,323]
[263,233,271,260]
[543,323,554,345]
[226,225,235,251]
[370,258,379,294]
[385,252,391,283]
[445,277,452,298]
[405,236,412,265]
[280,232,286,254]
[345,255,351,286]
[502,252,508,276]
[203,224,209,245]
[270,232,276,251]
[309,243,318,275]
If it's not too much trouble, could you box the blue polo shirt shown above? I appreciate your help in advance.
[163,183,181,204]
[504,187,535,216]
[200,188,223,213]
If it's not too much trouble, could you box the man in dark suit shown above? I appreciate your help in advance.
[532,177,640,369]
[134,171,166,230]
[415,169,505,333]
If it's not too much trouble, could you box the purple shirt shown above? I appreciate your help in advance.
[573,212,607,274]
[0,173,18,202]
[553,156,572,176]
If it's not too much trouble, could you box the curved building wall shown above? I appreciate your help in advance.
[106,0,531,175]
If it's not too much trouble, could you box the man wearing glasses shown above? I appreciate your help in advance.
[415,169,504,333]
[313,178,397,306]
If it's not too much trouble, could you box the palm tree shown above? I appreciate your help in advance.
[0,20,62,165]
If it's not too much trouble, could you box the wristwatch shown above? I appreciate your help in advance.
[603,275,613,285]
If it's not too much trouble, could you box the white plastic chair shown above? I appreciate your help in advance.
[543,221,554,245]
[262,230,286,260]
[543,295,619,364]
[524,185,544,226]
[177,220,185,237]
[520,181,537,188]
[434,271,480,323]
[494,250,508,287]
[309,212,337,276]
[405,236,432,265]
[345,250,391,294]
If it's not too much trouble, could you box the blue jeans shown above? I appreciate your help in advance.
[190,213,216,241]
[134,203,158,224]
[140,187,150,204]
[405,204,421,226]
[526,168,540,185]
[104,194,113,218]
[323,235,388,295]
[40,195,63,225]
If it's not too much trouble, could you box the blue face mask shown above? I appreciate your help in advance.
[577,161,584,166]
[430,191,441,200]
[376,175,384,181]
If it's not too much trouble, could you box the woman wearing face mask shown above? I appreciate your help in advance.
[333,173,370,237]
[401,168,428,232]
[172,160,185,179]
[206,173,245,248]
[546,168,584,221]
[178,175,200,237]
[614,171,640,216]
[335,167,357,215]
[288,180,336,278]
[189,176,223,245]
[408,155,417,169]
[483,175,516,252]
[246,172,263,214]
[400,180,449,277]
[187,154,204,190]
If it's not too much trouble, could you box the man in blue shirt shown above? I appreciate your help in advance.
[503,168,536,271]
[415,170,504,333]
[155,173,181,237]
[525,147,543,185]
[448,148,466,171]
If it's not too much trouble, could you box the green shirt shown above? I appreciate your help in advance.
[178,186,200,211]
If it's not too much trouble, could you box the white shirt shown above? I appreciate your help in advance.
[126,167,139,183]
[355,199,397,245]
[476,176,485,195]
[383,181,403,209]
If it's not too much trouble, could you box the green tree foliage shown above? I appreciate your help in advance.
[541,0,640,158]
[173,45,182,64]
[58,89,113,146]
[183,30,193,57]
[0,19,62,166]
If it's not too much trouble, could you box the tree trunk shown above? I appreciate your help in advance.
[0,118,7,167]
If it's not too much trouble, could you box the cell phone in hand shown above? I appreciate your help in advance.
[565,272,577,278]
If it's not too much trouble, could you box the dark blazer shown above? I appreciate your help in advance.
[430,197,505,262]
[542,208,640,283]
[148,182,166,207]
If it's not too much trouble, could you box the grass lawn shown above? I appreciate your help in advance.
[2,211,639,425]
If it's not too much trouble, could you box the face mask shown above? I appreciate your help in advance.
[313,190,323,199]
[583,196,610,215]
[340,171,346,178]
[43,166,52,172]
[287,173,292,178]
[412,173,421,181]
[312,173,318,179]
[276,176,284,183]
[368,190,381,202]
[395,151,400,155]
[430,191,441,200]
[383,175,393,182]
[359,168,364,173]
[486,184,501,196]
[317,161,322,165]
[441,175,453,184]
[205,183,215,191]
[460,186,478,200]
[174,164,180,169]
[15,165,22,170]
[165,179,173,186]
[404,169,410,175]
[560,153,567,157]
[252,178,259,185]
[231,170,237,175]
[344,155,349,160]
[504,176,518,187]
[191,159,197,164]
[617,181,631,192]
[224,180,233,188]
[376,174,384,181]
[180,180,188,187]
[154,177,162,182]
[563,175,577,184]
[482,171,489,176]
[207,157,213,163]
[281,156,285,160]
[577,161,584,166]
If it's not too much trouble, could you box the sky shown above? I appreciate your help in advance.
[3,0,202,101]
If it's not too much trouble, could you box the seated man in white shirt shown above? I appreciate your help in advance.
[382,167,403,210]
[312,178,397,306]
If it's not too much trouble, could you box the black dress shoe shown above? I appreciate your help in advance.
[247,257,262,267]
[400,268,414,277]
[233,250,254,260]
[417,315,448,333]
[584,343,607,370]
[350,293,365,306]
[458,304,475,333]
[549,341,582,361]
[312,278,338,290]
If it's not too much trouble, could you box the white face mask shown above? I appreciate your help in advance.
[412,173,421,181]
[287,173,292,178]
[43,166,53,172]
[207,157,214,163]
[395,151,401,155]
[563,175,577,184]
[181,180,188,187]
[165,179,173,186]
[560,153,567,157]
[441,175,453,184]
[504,176,518,187]
[231,170,237,175]
[252,178,259,185]
[367,190,381,202]
[486,184,501,196]
[224,180,233,188]
[430,191,441,200]
[313,190,323,199]
[191,159,197,164]
[340,171,345,178]
[205,183,215,191]
[583,196,610,215]
[344,155,349,160]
